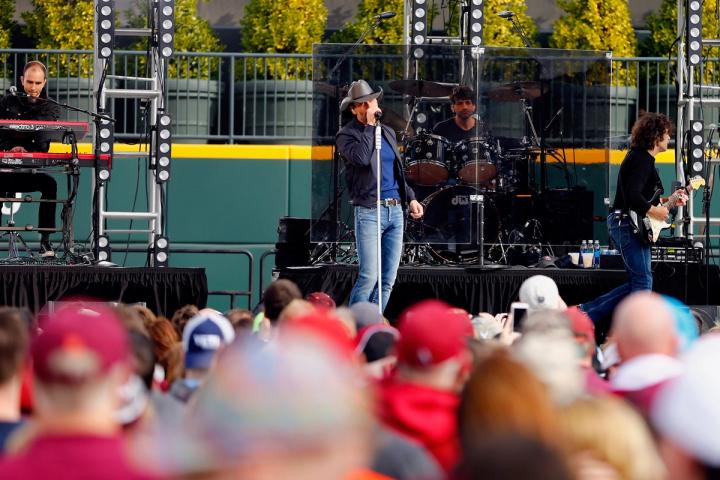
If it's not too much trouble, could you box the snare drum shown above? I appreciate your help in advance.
[404,133,451,186]
[453,137,498,184]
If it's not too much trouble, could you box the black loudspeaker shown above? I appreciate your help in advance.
[536,188,594,244]
[689,305,720,333]
[275,217,311,268]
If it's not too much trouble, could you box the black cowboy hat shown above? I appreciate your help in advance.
[340,80,384,111]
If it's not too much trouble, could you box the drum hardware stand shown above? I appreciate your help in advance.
[0,198,34,262]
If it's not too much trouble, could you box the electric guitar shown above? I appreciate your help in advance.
[629,176,705,245]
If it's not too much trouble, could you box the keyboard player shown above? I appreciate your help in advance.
[0,61,61,257]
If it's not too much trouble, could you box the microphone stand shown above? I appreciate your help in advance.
[374,114,383,314]
[503,15,532,48]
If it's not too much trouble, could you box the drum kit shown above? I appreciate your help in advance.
[389,79,546,264]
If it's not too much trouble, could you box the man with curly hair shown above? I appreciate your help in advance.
[580,113,687,324]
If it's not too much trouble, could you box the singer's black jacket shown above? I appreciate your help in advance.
[0,87,61,152]
[336,118,416,208]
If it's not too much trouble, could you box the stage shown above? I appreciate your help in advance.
[0,265,207,317]
[279,262,719,323]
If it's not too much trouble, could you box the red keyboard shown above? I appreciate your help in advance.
[0,152,111,168]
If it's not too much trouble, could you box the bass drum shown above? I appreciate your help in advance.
[404,133,452,186]
[411,185,500,247]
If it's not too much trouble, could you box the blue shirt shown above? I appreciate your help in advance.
[379,135,400,200]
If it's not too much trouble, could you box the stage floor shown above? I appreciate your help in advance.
[0,265,207,317]
[279,262,719,321]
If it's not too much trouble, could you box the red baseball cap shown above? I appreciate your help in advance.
[564,306,595,341]
[396,300,473,367]
[32,301,131,384]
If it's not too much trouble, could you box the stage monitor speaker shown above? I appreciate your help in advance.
[537,188,593,244]
[276,217,311,268]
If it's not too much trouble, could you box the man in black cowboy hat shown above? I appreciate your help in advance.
[336,80,424,312]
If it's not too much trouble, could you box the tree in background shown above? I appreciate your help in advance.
[642,0,719,82]
[128,0,224,79]
[241,0,327,78]
[330,0,404,44]
[483,0,538,47]
[0,0,13,49]
[22,0,94,75]
[549,0,637,84]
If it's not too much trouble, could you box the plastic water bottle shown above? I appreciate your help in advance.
[593,240,601,269]
[580,240,588,267]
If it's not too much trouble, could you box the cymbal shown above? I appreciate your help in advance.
[382,107,415,138]
[488,81,543,102]
[389,79,457,98]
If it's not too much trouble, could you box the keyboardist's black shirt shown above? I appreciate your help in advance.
[0,89,61,152]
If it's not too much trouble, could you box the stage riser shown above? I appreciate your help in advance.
[279,264,720,322]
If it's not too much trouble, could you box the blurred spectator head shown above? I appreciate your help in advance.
[514,312,584,406]
[519,275,562,315]
[563,307,596,364]
[224,308,254,335]
[140,333,372,478]
[276,299,316,326]
[170,304,199,338]
[558,396,666,480]
[652,334,720,478]
[612,291,678,361]
[111,304,149,336]
[456,433,572,480]
[0,307,28,388]
[332,307,359,339]
[182,311,235,372]
[262,279,302,324]
[662,295,699,353]
[282,311,355,361]
[147,316,179,370]
[396,299,473,368]
[129,304,158,331]
[117,331,156,427]
[470,313,502,341]
[350,301,385,330]
[459,348,560,453]
[306,291,336,310]
[355,324,399,363]
[31,302,131,426]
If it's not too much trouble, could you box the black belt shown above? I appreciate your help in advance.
[378,198,400,206]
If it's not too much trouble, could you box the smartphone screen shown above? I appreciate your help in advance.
[511,302,529,332]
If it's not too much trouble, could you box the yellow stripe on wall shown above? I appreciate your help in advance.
[48,143,677,164]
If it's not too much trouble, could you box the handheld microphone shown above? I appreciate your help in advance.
[706,123,717,149]
[374,111,384,121]
[498,10,515,18]
[8,86,17,96]
[374,11,397,20]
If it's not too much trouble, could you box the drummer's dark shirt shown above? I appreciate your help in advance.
[432,118,481,143]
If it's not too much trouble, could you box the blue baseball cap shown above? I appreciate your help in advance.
[182,311,235,369]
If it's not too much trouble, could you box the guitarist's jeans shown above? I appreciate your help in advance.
[580,212,652,323]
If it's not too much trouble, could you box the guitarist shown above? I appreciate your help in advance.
[580,113,687,324]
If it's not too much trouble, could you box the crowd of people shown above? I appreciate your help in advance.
[0,276,717,479]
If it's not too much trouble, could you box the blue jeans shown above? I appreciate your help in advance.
[349,204,404,312]
[581,212,653,323]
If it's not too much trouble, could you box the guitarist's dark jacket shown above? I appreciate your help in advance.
[613,149,663,216]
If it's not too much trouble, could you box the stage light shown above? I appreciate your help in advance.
[687,0,702,66]
[689,120,706,177]
[469,0,484,46]
[157,0,175,58]
[96,0,115,59]
[410,0,427,59]
[155,112,172,183]
[95,116,113,183]
[153,235,169,267]
[97,235,112,262]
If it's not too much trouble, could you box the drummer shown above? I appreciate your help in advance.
[432,85,483,143]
